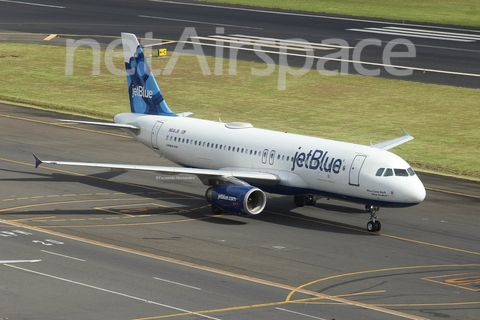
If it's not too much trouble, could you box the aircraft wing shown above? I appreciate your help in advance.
[33,155,280,185]
[58,119,140,130]
[371,129,414,150]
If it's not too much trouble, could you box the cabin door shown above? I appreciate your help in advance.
[151,121,164,149]
[349,155,367,186]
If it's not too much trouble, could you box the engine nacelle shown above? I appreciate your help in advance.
[205,185,266,216]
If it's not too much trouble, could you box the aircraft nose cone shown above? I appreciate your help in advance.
[409,179,426,204]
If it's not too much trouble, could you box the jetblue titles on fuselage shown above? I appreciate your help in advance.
[291,147,343,174]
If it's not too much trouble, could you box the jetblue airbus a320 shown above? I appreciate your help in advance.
[34,32,426,232]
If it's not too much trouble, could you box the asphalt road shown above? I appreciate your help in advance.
[1,104,480,320]
[0,0,479,88]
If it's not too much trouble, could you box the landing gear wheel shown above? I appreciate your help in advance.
[365,205,381,232]
[367,221,375,232]
[294,195,307,207]
[211,204,223,215]
[306,195,317,206]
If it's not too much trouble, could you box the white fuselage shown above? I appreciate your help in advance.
[115,113,426,207]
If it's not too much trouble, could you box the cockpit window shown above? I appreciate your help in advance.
[376,168,385,176]
[383,168,393,176]
[394,169,409,177]
[407,167,415,176]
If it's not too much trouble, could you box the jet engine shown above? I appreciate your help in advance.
[205,185,266,215]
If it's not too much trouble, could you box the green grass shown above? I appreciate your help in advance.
[0,43,479,178]
[203,0,480,27]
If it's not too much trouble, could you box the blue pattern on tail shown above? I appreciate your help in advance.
[122,33,176,116]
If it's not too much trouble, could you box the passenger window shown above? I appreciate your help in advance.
[407,167,415,176]
[376,168,385,176]
[394,169,409,177]
[384,168,393,176]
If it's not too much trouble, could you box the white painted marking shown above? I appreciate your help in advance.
[192,36,334,52]
[154,277,201,290]
[41,250,85,262]
[149,0,480,33]
[229,34,353,49]
[368,28,479,41]
[178,39,480,78]
[348,28,475,42]
[205,34,351,50]
[138,15,262,30]
[0,220,426,320]
[5,264,221,320]
[0,260,41,264]
[0,0,65,8]
[276,307,327,319]
[386,27,480,39]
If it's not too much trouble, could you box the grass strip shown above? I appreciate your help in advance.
[202,0,480,27]
[0,43,479,178]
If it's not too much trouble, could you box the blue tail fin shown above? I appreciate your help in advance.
[121,33,176,116]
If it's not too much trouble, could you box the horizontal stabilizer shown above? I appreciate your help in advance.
[58,119,140,130]
[372,129,414,150]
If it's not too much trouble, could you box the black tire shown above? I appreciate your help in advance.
[294,195,307,207]
[367,221,375,232]
[306,195,316,206]
[367,221,381,232]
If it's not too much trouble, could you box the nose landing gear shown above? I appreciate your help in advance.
[365,205,381,232]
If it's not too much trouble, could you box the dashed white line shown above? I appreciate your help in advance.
[178,38,480,78]
[276,307,327,319]
[5,264,221,320]
[41,250,85,262]
[149,0,480,33]
[0,0,65,8]
[138,14,262,30]
[348,27,480,42]
[154,277,202,290]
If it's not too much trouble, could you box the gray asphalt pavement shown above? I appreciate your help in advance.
[1,104,479,320]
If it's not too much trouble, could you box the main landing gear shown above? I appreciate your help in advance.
[293,195,317,207]
[365,205,381,232]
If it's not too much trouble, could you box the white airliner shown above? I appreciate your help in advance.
[34,32,426,232]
